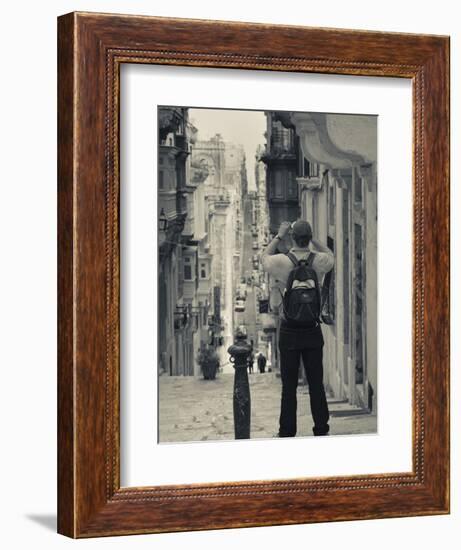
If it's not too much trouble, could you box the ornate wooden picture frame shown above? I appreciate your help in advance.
[58,12,450,537]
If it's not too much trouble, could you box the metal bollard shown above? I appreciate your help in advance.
[227,326,252,439]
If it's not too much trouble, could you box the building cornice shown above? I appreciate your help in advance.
[290,112,375,170]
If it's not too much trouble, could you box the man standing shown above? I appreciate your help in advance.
[261,220,334,437]
[257,352,267,374]
[247,349,255,374]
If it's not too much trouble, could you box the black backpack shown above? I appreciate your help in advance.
[282,252,321,328]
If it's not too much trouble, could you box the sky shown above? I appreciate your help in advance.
[189,108,266,192]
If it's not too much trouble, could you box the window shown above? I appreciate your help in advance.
[274,171,283,198]
[312,192,318,234]
[304,157,310,176]
[309,162,320,178]
[287,171,298,199]
[201,303,207,325]
[342,191,350,348]
[269,170,298,200]
[159,170,164,190]
[200,263,207,279]
[354,223,364,384]
[328,179,336,226]
[298,152,320,179]
[326,236,336,322]
[183,257,192,280]
[176,161,185,188]
[354,174,363,204]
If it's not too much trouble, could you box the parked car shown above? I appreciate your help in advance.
[237,283,247,299]
[252,241,259,250]
[252,254,259,268]
[234,298,246,313]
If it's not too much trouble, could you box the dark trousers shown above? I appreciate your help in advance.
[278,335,330,437]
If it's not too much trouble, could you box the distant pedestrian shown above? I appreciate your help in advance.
[257,352,267,374]
[261,220,334,437]
[247,350,255,373]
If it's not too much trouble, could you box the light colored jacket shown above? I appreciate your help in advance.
[261,245,334,312]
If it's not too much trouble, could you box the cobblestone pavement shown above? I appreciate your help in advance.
[158,373,377,443]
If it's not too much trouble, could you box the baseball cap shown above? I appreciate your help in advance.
[291,220,312,239]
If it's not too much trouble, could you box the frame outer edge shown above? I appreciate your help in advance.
[57,11,451,537]
[57,12,77,538]
[423,37,450,512]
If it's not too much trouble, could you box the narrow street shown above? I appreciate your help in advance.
[218,196,257,372]
[217,207,237,374]
[234,197,258,348]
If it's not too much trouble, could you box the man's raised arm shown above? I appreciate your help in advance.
[311,237,334,272]
[260,221,291,269]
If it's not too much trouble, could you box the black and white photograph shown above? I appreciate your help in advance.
[157,106,378,443]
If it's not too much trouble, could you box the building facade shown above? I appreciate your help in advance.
[158,107,211,377]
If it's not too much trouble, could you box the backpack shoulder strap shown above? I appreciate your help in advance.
[285,252,299,267]
[306,252,316,268]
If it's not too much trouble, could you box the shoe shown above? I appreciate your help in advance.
[313,425,330,436]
